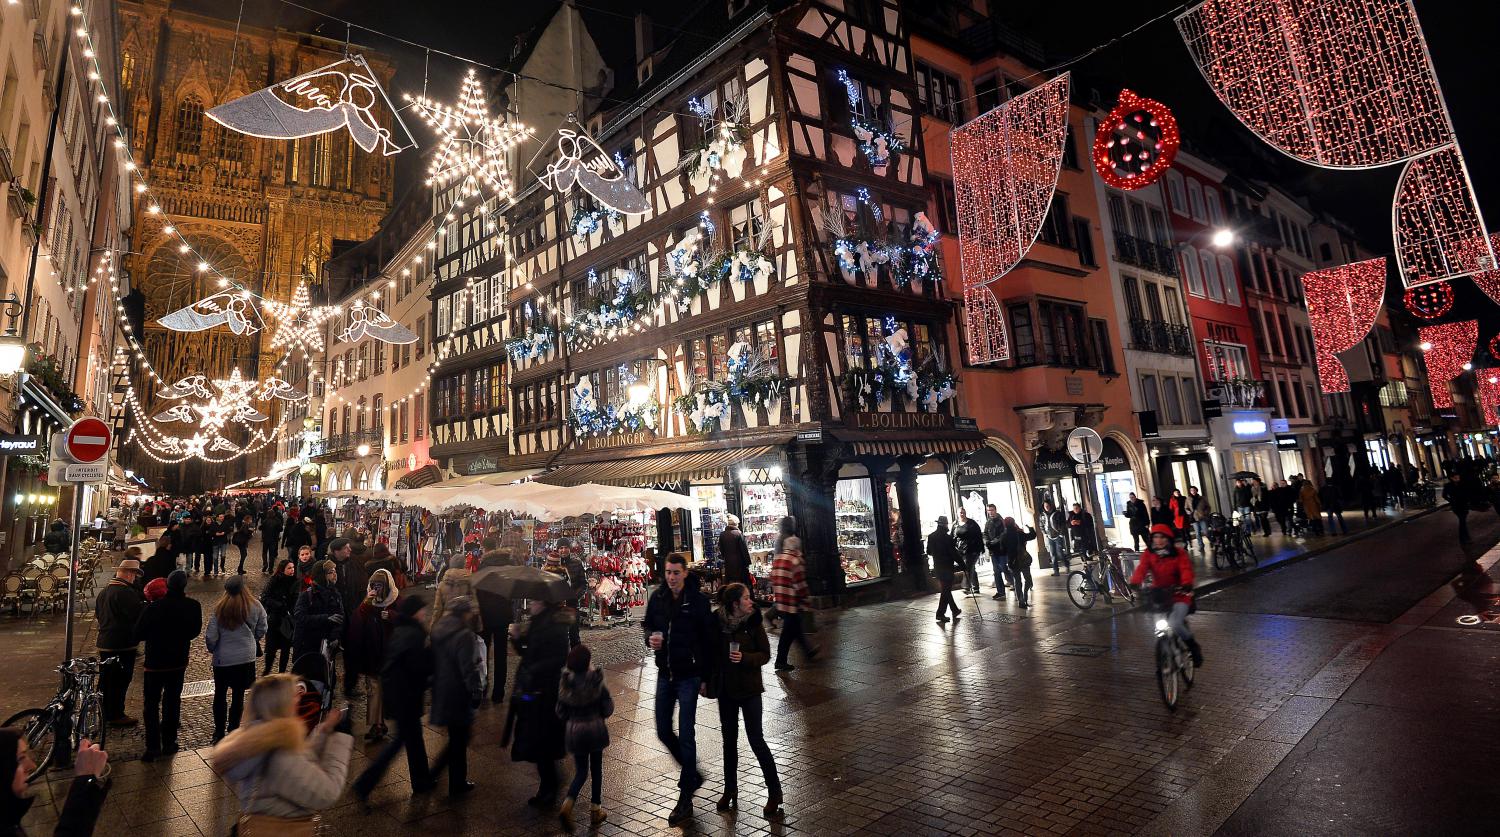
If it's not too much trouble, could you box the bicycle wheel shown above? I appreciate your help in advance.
[3,708,57,782]
[1066,571,1097,610]
[1155,637,1179,710]
[1179,637,1196,689]
[1113,571,1136,605]
[78,691,106,750]
[1240,531,1259,567]
[1210,540,1227,570]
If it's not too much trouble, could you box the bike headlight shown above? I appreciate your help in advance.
[1154,619,1170,632]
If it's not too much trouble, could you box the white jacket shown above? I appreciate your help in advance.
[211,717,352,818]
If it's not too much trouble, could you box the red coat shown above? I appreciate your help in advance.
[1130,546,1195,604]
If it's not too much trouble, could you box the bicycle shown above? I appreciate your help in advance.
[1147,589,1196,710]
[2,656,114,782]
[1205,514,1257,571]
[1066,548,1137,610]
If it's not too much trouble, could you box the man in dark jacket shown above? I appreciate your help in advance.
[1444,473,1476,544]
[1269,480,1297,535]
[94,558,145,726]
[353,596,435,801]
[476,541,513,702]
[43,519,71,554]
[642,553,718,826]
[1124,493,1150,550]
[179,516,203,574]
[1067,503,1097,555]
[983,504,1009,600]
[1041,500,1068,573]
[926,517,961,624]
[718,515,753,587]
[292,560,345,661]
[328,538,368,698]
[258,506,283,573]
[559,540,588,648]
[953,508,983,594]
[134,570,201,760]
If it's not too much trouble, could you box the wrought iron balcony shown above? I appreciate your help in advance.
[309,428,384,462]
[1113,231,1179,277]
[1209,377,1268,409]
[1128,318,1194,357]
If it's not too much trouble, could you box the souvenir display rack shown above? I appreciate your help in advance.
[836,493,879,584]
[739,481,787,557]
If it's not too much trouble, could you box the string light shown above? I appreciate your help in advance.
[1402,280,1454,319]
[1303,258,1386,394]
[950,73,1071,363]
[1418,320,1477,409]
[1467,234,1500,306]
[265,281,337,353]
[1393,145,1495,288]
[1479,375,1500,427]
[1176,0,1453,169]
[1092,89,1180,190]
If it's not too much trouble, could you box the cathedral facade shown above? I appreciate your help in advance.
[117,0,394,487]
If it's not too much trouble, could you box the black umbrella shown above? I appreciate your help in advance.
[472,564,572,601]
[1231,471,1261,480]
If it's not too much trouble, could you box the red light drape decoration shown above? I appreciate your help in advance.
[1304,258,1386,394]
[951,73,1071,363]
[1092,90,1180,190]
[1467,233,1500,306]
[1176,0,1452,169]
[1393,146,1496,288]
[1418,320,1477,409]
[1403,281,1454,319]
[1479,375,1500,427]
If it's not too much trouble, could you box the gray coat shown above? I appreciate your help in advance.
[204,601,268,667]
[429,613,485,728]
[556,666,613,754]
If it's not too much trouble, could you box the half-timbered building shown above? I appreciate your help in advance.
[432,1,980,599]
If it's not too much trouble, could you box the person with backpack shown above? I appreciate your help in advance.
[429,596,485,796]
[556,643,613,830]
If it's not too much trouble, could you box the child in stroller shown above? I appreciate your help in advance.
[291,639,340,732]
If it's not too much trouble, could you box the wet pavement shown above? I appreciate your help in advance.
[5,507,1497,836]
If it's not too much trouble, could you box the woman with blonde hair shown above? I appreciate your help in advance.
[212,674,353,833]
[205,575,268,742]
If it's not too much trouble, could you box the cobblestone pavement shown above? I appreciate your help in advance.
[4,508,1491,836]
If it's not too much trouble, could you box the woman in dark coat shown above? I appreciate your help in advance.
[556,643,612,830]
[261,559,300,674]
[429,596,484,795]
[509,600,572,807]
[712,582,782,819]
[346,569,398,738]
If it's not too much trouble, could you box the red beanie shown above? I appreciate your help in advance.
[144,578,168,602]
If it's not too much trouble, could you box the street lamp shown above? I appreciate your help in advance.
[1419,341,1433,351]
[356,443,371,457]
[1210,228,1236,248]
[0,293,27,375]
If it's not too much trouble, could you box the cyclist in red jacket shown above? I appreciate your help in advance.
[1130,524,1203,667]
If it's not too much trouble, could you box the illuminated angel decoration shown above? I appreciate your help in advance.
[337,302,419,345]
[157,291,264,335]
[404,69,532,200]
[158,375,211,400]
[206,55,415,156]
[538,127,650,215]
[151,405,197,424]
[256,378,309,402]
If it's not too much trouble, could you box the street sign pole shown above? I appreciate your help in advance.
[63,484,83,665]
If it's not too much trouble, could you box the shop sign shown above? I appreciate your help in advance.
[953,416,978,431]
[0,434,44,455]
[579,429,655,451]
[1098,439,1130,472]
[455,454,501,475]
[1276,435,1300,449]
[796,428,823,444]
[850,411,954,431]
[1065,376,1084,395]
[1033,447,1076,481]
[1202,399,1223,419]
[1270,418,1290,433]
[956,447,1013,485]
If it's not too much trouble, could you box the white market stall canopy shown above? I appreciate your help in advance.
[345,479,700,519]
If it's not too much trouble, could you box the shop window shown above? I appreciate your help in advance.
[690,337,709,381]
[738,477,788,555]
[842,314,867,368]
[729,198,766,252]
[755,319,777,360]
[710,333,729,380]
[836,469,880,584]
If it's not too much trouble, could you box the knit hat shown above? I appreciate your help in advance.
[566,643,592,673]
[167,569,189,594]
[224,575,245,595]
[319,560,338,579]
[396,595,426,619]
[144,578,168,602]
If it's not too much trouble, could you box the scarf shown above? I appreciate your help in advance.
[722,609,750,634]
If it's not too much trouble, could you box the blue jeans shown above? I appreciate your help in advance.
[567,749,603,805]
[654,676,701,789]
[1046,536,1067,571]
[1168,601,1194,644]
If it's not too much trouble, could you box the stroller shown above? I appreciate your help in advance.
[290,639,339,732]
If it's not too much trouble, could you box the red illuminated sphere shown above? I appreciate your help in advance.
[1093,89,1181,190]
[1404,281,1454,319]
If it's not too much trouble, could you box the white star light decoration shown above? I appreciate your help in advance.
[264,281,337,354]
[404,69,532,200]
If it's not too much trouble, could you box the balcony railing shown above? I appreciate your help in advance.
[309,428,384,461]
[1208,377,1268,409]
[1129,318,1194,357]
[1113,231,1179,277]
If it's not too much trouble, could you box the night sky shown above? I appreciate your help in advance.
[182,0,1500,345]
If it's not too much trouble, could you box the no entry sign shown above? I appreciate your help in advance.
[64,418,111,464]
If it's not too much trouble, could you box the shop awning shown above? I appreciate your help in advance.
[538,445,779,487]
[392,463,443,489]
[850,438,980,457]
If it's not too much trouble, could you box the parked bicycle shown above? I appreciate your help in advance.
[1066,547,1137,610]
[1148,589,1196,710]
[2,656,114,782]
[1206,513,1258,571]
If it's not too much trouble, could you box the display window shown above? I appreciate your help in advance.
[836,468,879,585]
[916,471,953,537]
[738,479,787,559]
[1278,448,1306,481]
[691,484,728,568]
